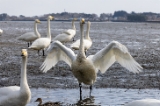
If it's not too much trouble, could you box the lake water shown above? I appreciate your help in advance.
[0,21,160,106]
[27,88,160,106]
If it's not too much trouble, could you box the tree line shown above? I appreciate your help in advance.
[0,11,160,22]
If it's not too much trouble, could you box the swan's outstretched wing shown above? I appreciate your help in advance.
[88,41,142,73]
[40,41,76,72]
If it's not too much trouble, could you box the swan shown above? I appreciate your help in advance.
[17,19,41,47]
[0,29,3,36]
[29,16,54,56]
[35,98,60,106]
[71,21,92,54]
[124,99,160,106]
[52,18,77,43]
[0,49,31,106]
[40,18,142,100]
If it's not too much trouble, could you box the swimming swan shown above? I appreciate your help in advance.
[40,18,142,100]
[0,29,3,36]
[29,16,54,56]
[35,98,60,106]
[71,21,92,54]
[17,19,41,47]
[52,18,77,43]
[125,99,160,106]
[0,49,31,105]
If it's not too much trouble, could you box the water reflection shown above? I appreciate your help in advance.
[75,96,95,106]
[27,88,160,106]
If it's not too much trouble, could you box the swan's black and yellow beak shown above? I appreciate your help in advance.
[21,49,27,57]
[51,16,54,20]
[81,18,85,24]
[35,19,41,23]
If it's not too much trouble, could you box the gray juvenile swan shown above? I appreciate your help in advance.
[40,18,142,100]
[29,16,54,56]
[52,18,77,43]
[17,19,41,47]
[0,49,31,105]
[71,21,92,54]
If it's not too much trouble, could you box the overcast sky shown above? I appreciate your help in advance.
[0,0,160,16]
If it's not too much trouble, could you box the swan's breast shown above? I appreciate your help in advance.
[71,59,96,85]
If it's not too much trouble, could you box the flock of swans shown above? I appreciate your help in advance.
[0,16,159,106]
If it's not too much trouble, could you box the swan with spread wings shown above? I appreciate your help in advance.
[40,18,142,100]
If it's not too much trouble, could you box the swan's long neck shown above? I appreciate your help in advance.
[78,23,86,59]
[20,56,29,91]
[34,22,41,38]
[85,22,91,40]
[72,20,76,31]
[47,19,51,40]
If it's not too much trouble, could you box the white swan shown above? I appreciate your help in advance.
[0,49,31,105]
[71,21,92,54]
[52,18,77,43]
[125,99,160,106]
[0,29,3,36]
[17,19,41,47]
[40,18,142,100]
[29,16,54,56]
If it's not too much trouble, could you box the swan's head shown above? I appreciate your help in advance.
[80,18,85,24]
[48,16,54,20]
[21,49,28,57]
[35,19,41,23]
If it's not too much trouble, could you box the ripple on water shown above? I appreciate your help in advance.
[27,88,160,106]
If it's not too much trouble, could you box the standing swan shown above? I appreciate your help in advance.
[29,16,54,56]
[17,19,41,47]
[52,18,77,43]
[71,21,92,54]
[0,29,3,36]
[40,18,142,100]
[125,99,160,106]
[0,49,31,105]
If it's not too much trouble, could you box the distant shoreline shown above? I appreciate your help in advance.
[0,20,160,23]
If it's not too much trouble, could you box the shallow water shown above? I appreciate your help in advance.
[0,21,160,105]
[27,88,160,106]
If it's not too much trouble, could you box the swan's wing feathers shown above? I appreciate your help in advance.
[63,29,74,35]
[40,41,76,73]
[0,86,20,96]
[90,41,142,73]
[70,39,80,49]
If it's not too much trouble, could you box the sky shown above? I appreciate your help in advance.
[0,0,160,17]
